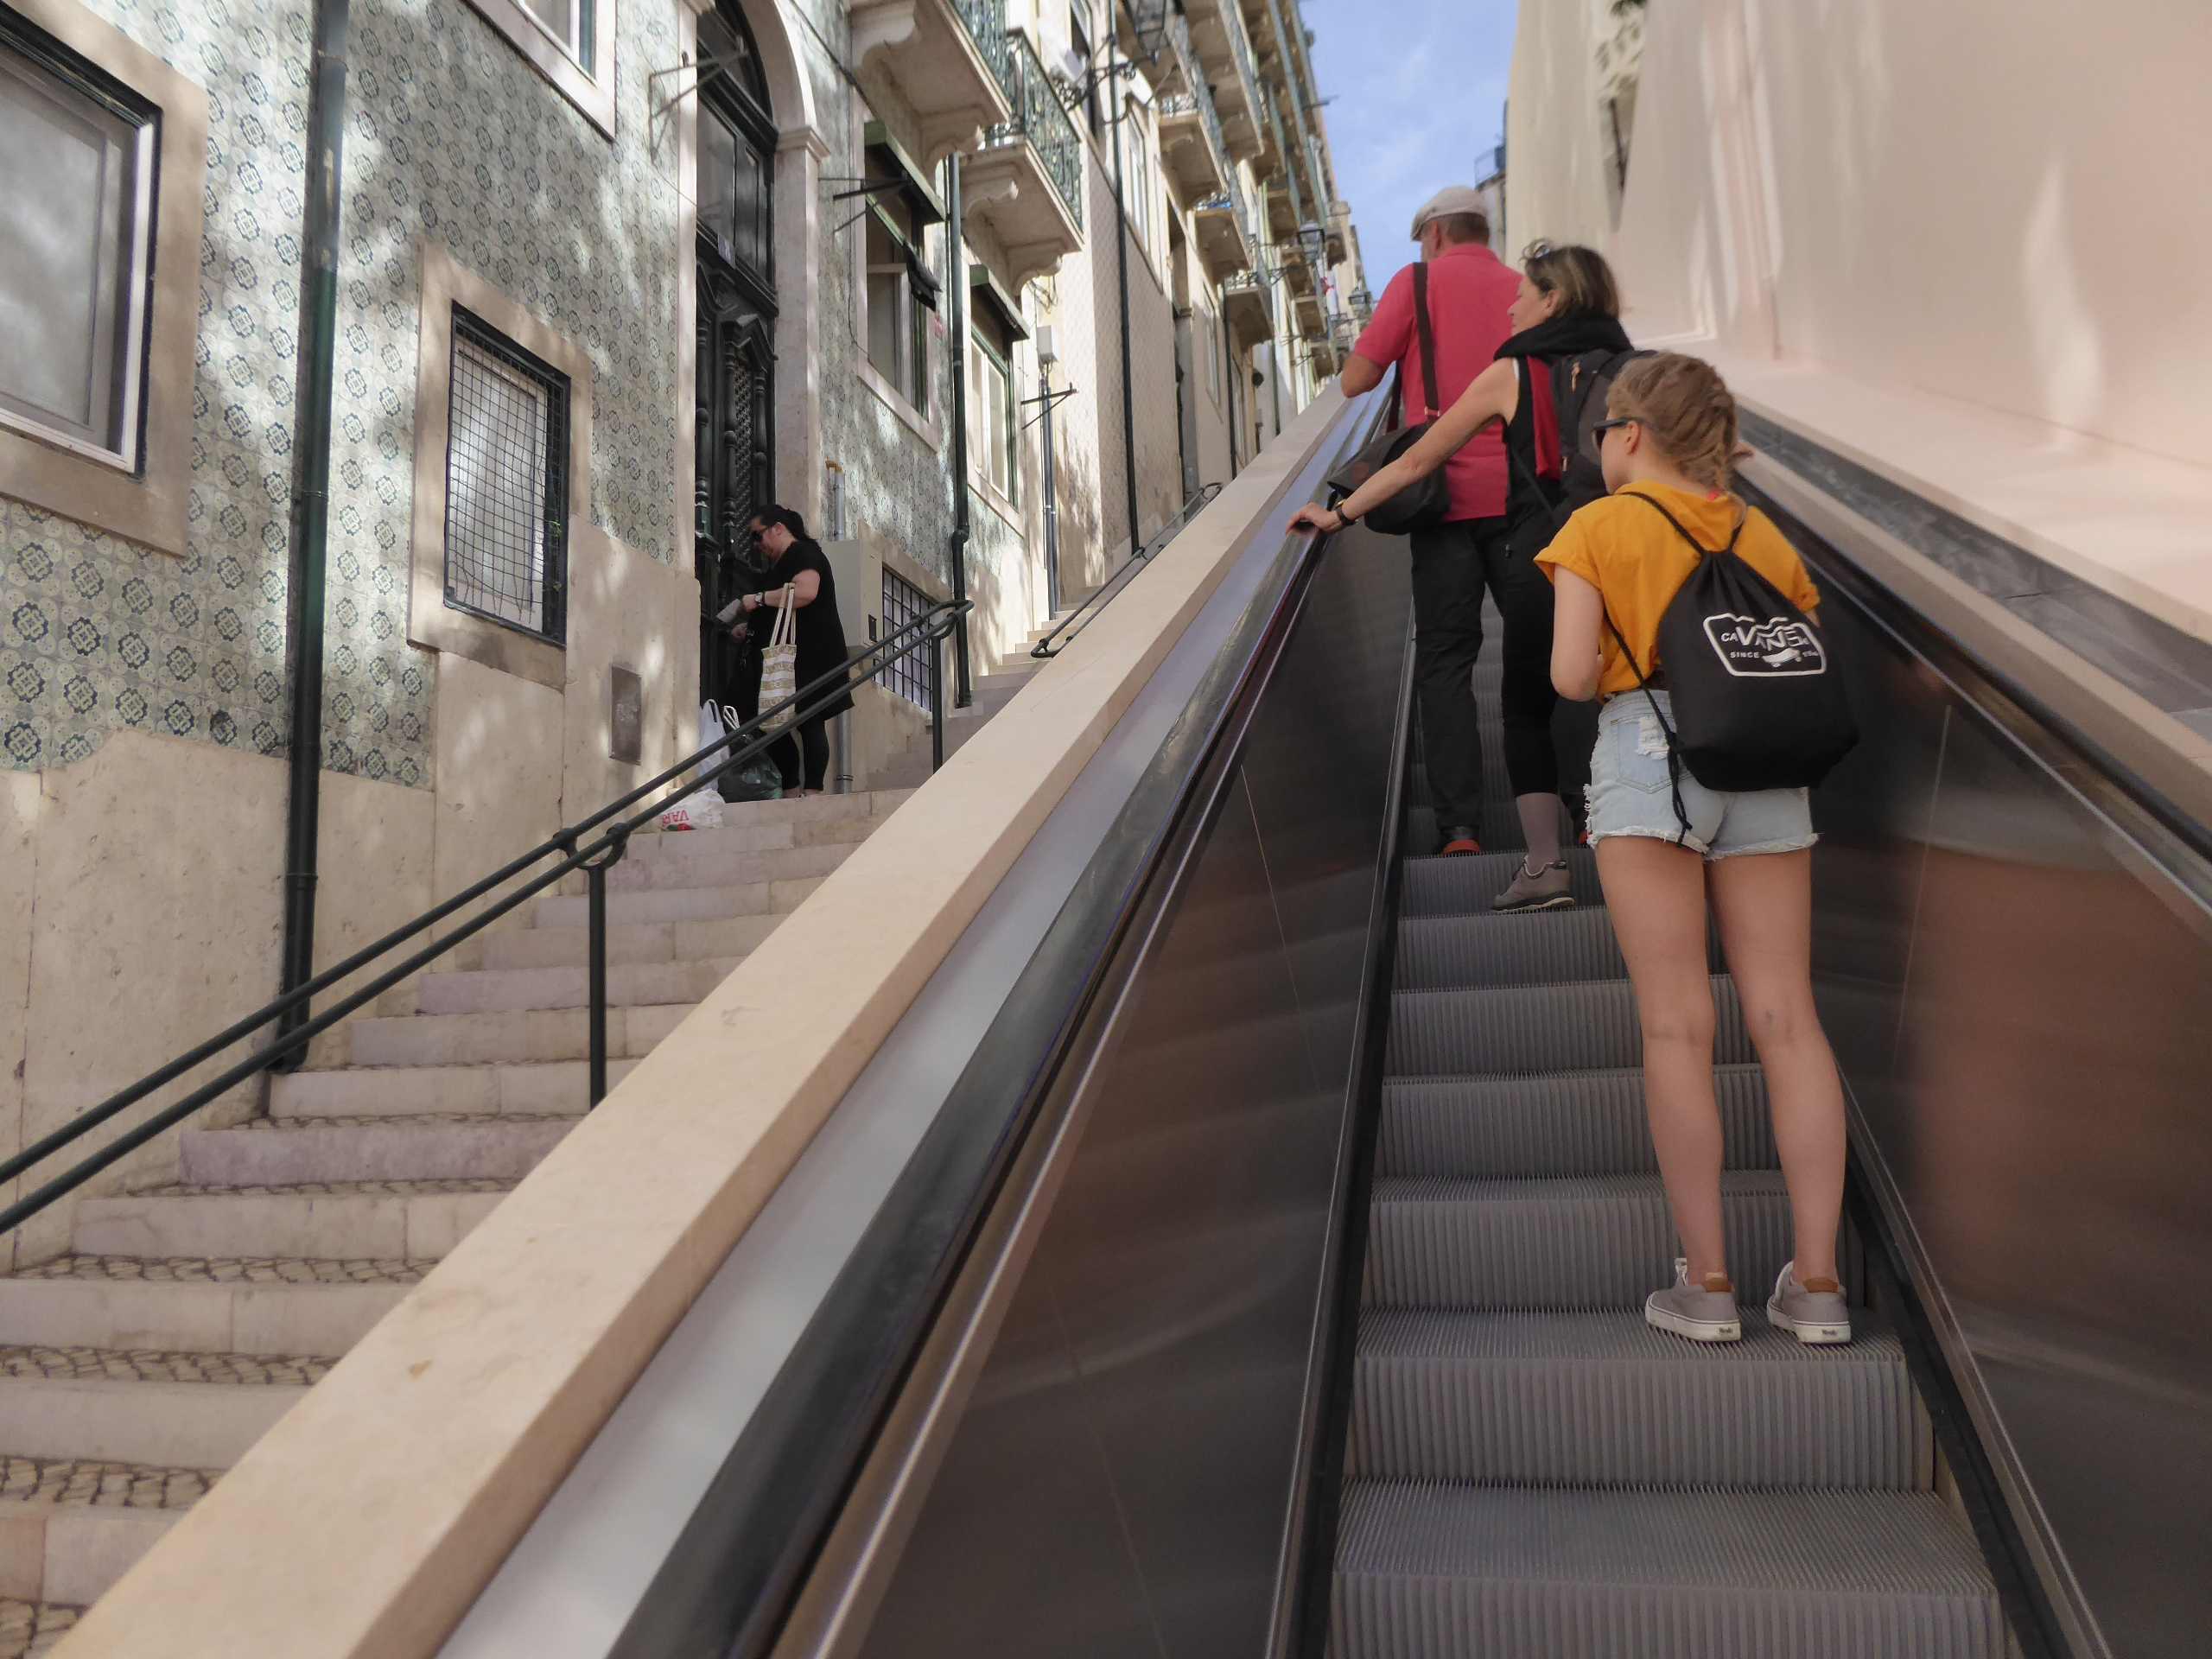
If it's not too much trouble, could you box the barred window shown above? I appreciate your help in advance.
[443,307,569,644]
[880,567,934,711]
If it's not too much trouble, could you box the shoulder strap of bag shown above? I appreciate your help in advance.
[1625,488,1748,558]
[1411,263,1440,420]
[770,591,796,649]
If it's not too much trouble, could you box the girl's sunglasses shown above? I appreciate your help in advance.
[1585,416,1636,459]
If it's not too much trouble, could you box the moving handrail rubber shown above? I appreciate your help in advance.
[0,599,971,1239]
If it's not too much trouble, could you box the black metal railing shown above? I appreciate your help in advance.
[981,29,1085,232]
[1032,483,1223,659]
[0,599,971,1239]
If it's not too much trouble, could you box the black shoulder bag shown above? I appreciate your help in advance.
[1326,263,1452,535]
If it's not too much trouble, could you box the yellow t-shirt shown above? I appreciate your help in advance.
[1535,482,1822,701]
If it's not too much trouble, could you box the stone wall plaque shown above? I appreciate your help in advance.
[610,665,643,763]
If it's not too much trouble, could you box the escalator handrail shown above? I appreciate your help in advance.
[1742,459,2212,904]
[600,392,1394,1659]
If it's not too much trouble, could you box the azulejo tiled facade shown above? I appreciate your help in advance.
[3,0,684,786]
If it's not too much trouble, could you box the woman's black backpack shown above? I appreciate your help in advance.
[1611,494,1858,837]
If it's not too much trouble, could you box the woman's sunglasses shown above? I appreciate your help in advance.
[1585,416,1636,459]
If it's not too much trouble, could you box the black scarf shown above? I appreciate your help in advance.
[1494,312,1633,362]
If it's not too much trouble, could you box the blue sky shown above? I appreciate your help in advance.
[1300,0,1517,296]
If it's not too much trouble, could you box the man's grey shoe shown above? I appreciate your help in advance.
[1645,1258,1742,1343]
[1767,1260,1853,1344]
[1491,857,1573,912]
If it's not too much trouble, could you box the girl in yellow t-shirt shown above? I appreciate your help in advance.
[1535,353,1854,1348]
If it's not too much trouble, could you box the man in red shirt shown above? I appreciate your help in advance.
[1344,188,1521,855]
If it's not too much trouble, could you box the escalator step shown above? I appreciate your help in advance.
[1377,1065,1775,1179]
[1387,977,1751,1076]
[1332,1484,2005,1659]
[1350,1310,1929,1490]
[1407,804,1528,855]
[1402,849,1599,914]
[1363,1170,1824,1310]
[1395,908,1653,988]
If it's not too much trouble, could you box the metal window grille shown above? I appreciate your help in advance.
[444,308,569,644]
[880,568,935,711]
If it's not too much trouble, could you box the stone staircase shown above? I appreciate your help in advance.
[870,621,1061,789]
[0,780,953,1655]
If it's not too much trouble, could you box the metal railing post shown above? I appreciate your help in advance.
[931,626,946,773]
[587,860,610,1108]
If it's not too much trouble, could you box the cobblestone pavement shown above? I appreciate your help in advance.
[0,1454,216,1510]
[145,1179,511,1197]
[0,1599,77,1659]
[10,1257,431,1287]
[0,1347,334,1385]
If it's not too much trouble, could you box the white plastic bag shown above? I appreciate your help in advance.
[656,701,729,832]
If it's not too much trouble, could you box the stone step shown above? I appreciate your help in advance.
[179,1115,575,1186]
[271,1060,629,1120]
[572,839,855,897]
[403,957,740,1017]
[0,1349,322,1469]
[633,786,912,840]
[482,913,783,971]
[0,1259,418,1357]
[334,1002,692,1069]
[73,1183,509,1261]
[0,1452,206,1609]
[869,754,932,791]
[626,811,876,858]
[533,876,826,931]
[0,1596,79,1656]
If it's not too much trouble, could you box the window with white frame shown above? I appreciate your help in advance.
[969,302,1019,508]
[1121,99,1154,252]
[865,189,937,417]
[0,15,156,470]
[443,307,570,643]
[461,0,613,135]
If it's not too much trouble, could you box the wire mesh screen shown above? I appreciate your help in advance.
[880,568,935,710]
[444,308,569,642]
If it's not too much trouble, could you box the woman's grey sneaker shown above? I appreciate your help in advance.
[1767,1261,1853,1344]
[1491,857,1573,912]
[1644,1258,1741,1343]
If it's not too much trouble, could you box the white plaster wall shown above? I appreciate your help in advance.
[1512,0,2212,465]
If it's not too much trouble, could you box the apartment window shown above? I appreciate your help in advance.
[969,304,1019,508]
[461,0,613,135]
[1070,4,1102,139]
[866,190,937,417]
[880,566,935,711]
[1121,100,1154,252]
[443,307,570,644]
[0,16,157,470]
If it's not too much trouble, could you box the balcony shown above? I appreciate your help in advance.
[851,0,1015,162]
[1193,177,1254,280]
[1310,338,1340,378]
[1251,85,1283,176]
[963,29,1086,285]
[1121,2,1199,98]
[1264,180,1298,241]
[1187,0,1265,161]
[1158,89,1230,204]
[1294,288,1326,340]
[1221,271,1274,348]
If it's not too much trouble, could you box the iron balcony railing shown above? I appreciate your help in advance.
[1218,0,1264,122]
[1221,270,1276,330]
[1033,483,1223,659]
[1196,174,1255,266]
[0,599,971,1238]
[1269,98,1305,224]
[1162,6,1202,94]
[950,0,1017,94]
[1159,86,1231,191]
[982,28,1085,231]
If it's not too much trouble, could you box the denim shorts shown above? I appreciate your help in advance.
[1586,690,1818,860]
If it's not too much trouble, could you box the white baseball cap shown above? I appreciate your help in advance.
[1409,186,1491,239]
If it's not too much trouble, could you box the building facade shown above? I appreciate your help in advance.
[0,0,1359,1243]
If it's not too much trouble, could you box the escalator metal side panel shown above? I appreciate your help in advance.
[1759,474,2212,1659]
[836,527,1414,1659]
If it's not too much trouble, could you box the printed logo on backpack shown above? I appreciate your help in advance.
[1701,612,1827,677]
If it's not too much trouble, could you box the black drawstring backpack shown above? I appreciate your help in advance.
[1609,493,1859,842]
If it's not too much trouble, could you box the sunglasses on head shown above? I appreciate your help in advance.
[1584,416,1636,459]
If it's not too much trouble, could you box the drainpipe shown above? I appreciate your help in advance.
[1107,37,1141,563]
[274,0,351,1065]
[944,153,973,708]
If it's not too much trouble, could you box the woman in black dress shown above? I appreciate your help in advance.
[734,505,852,796]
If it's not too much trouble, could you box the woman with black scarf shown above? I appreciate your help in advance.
[1291,243,1631,912]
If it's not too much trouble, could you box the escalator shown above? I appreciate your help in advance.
[437,394,2212,1659]
[1331,644,2005,1653]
